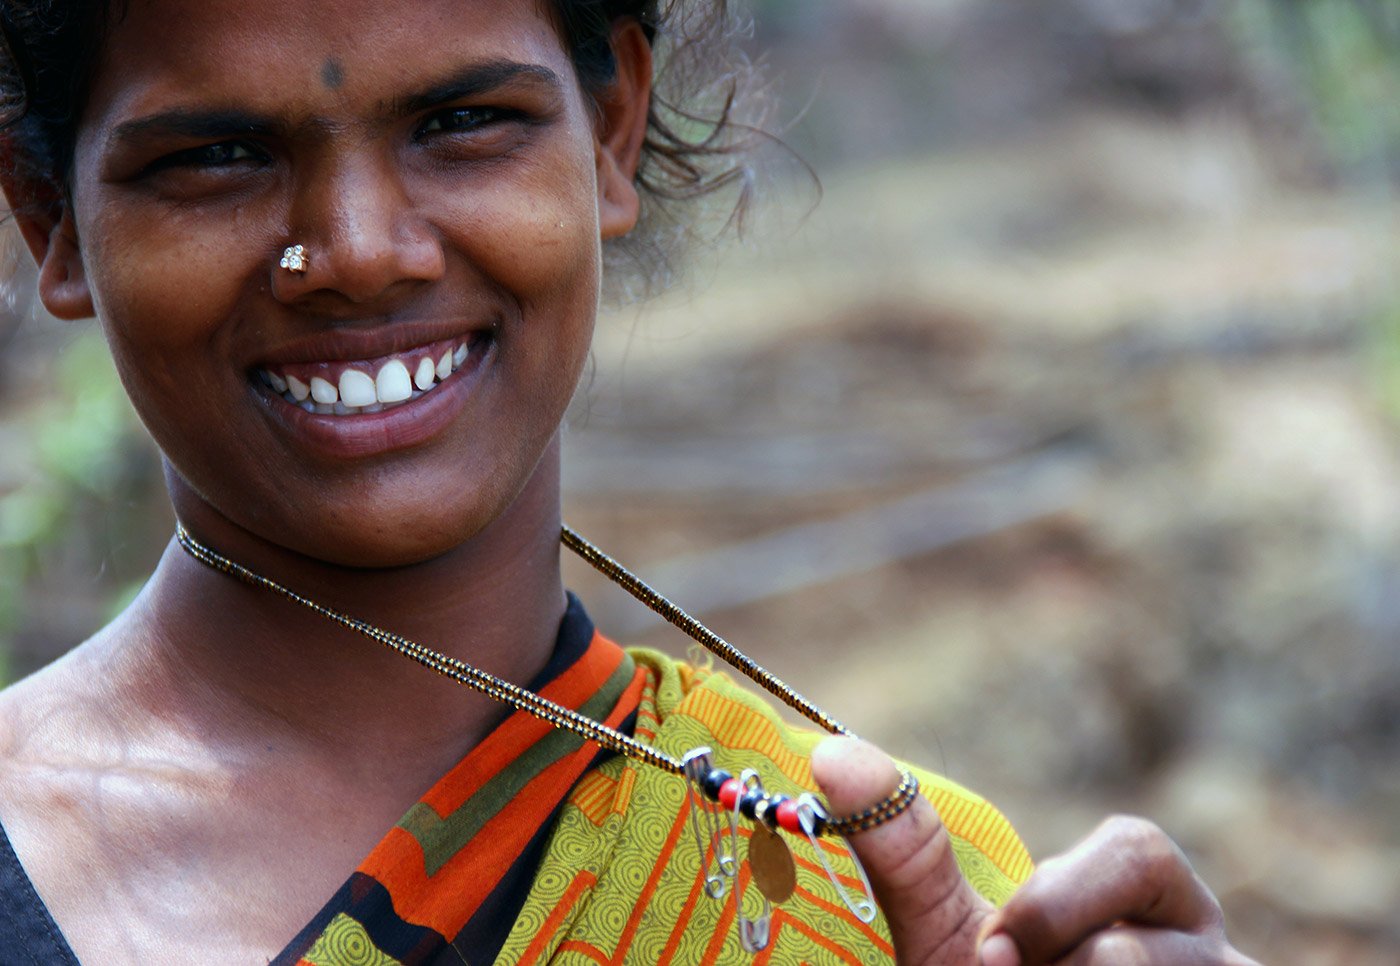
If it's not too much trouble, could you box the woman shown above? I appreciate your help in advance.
[0,0,1257,962]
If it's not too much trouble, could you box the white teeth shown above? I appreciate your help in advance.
[276,337,481,415]
[286,374,310,402]
[376,359,413,404]
[338,369,377,408]
[414,357,436,391]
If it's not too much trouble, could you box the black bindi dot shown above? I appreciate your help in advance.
[320,58,345,90]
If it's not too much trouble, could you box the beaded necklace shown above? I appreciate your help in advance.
[175,523,919,953]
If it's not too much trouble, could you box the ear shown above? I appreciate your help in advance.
[1,158,94,321]
[594,19,652,241]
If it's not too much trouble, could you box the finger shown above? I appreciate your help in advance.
[1050,925,1262,966]
[980,816,1222,965]
[811,736,992,965]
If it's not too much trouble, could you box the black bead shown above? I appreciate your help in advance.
[739,788,765,820]
[701,769,732,801]
[762,794,789,829]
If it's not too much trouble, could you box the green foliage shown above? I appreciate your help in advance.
[1238,0,1400,182]
[0,328,148,682]
[1234,2,1400,423]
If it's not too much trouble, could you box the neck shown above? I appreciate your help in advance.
[119,440,571,785]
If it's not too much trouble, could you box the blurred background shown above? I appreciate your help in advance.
[2,0,1398,961]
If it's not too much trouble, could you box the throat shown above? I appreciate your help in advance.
[130,529,570,771]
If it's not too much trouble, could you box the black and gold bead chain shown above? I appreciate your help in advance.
[174,523,917,840]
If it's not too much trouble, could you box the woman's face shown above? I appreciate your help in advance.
[50,0,644,565]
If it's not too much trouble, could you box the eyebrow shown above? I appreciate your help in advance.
[392,60,564,115]
[110,109,275,147]
[107,60,565,147]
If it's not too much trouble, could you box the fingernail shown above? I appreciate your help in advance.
[979,933,1021,966]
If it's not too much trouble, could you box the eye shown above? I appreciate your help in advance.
[147,140,266,173]
[416,106,515,138]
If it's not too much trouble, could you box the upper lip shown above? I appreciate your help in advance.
[249,316,497,369]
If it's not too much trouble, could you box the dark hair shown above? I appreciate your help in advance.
[0,0,761,295]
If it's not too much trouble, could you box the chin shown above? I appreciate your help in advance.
[280,500,508,571]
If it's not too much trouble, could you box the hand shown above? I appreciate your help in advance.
[810,737,1261,965]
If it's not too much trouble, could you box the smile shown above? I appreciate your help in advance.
[256,334,486,415]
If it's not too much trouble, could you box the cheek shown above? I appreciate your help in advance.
[471,151,602,297]
[444,148,604,372]
[79,200,266,359]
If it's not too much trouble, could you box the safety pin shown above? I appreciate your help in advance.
[681,747,735,899]
[795,793,878,924]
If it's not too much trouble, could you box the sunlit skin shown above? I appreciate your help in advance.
[0,1,1259,964]
[71,0,630,568]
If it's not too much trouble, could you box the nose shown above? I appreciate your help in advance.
[271,153,444,308]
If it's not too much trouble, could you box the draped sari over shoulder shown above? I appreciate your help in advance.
[277,598,1033,966]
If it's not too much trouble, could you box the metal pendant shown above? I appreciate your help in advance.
[748,824,797,904]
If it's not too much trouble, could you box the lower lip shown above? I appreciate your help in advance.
[255,339,496,460]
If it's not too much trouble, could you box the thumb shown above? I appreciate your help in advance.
[811,736,993,965]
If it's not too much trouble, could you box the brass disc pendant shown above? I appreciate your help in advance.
[748,825,797,904]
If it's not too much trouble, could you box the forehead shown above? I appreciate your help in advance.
[86,0,572,123]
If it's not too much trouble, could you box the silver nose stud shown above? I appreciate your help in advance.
[279,244,309,274]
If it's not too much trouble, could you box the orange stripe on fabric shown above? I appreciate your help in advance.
[614,767,637,814]
[416,635,627,816]
[752,920,779,966]
[424,752,606,929]
[366,669,646,936]
[681,689,813,785]
[789,883,893,955]
[521,871,598,965]
[932,792,1030,883]
[656,845,712,966]
[604,797,694,964]
[571,770,617,822]
[362,750,593,930]
[770,908,867,965]
[699,872,739,964]
[687,823,893,943]
[558,941,612,965]
[790,843,869,896]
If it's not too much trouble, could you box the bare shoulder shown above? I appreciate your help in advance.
[0,635,286,962]
[0,647,109,822]
[0,633,407,964]
[0,643,128,894]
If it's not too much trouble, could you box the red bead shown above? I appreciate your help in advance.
[718,778,741,810]
[775,799,801,833]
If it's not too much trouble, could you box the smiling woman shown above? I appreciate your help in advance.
[0,2,1259,965]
